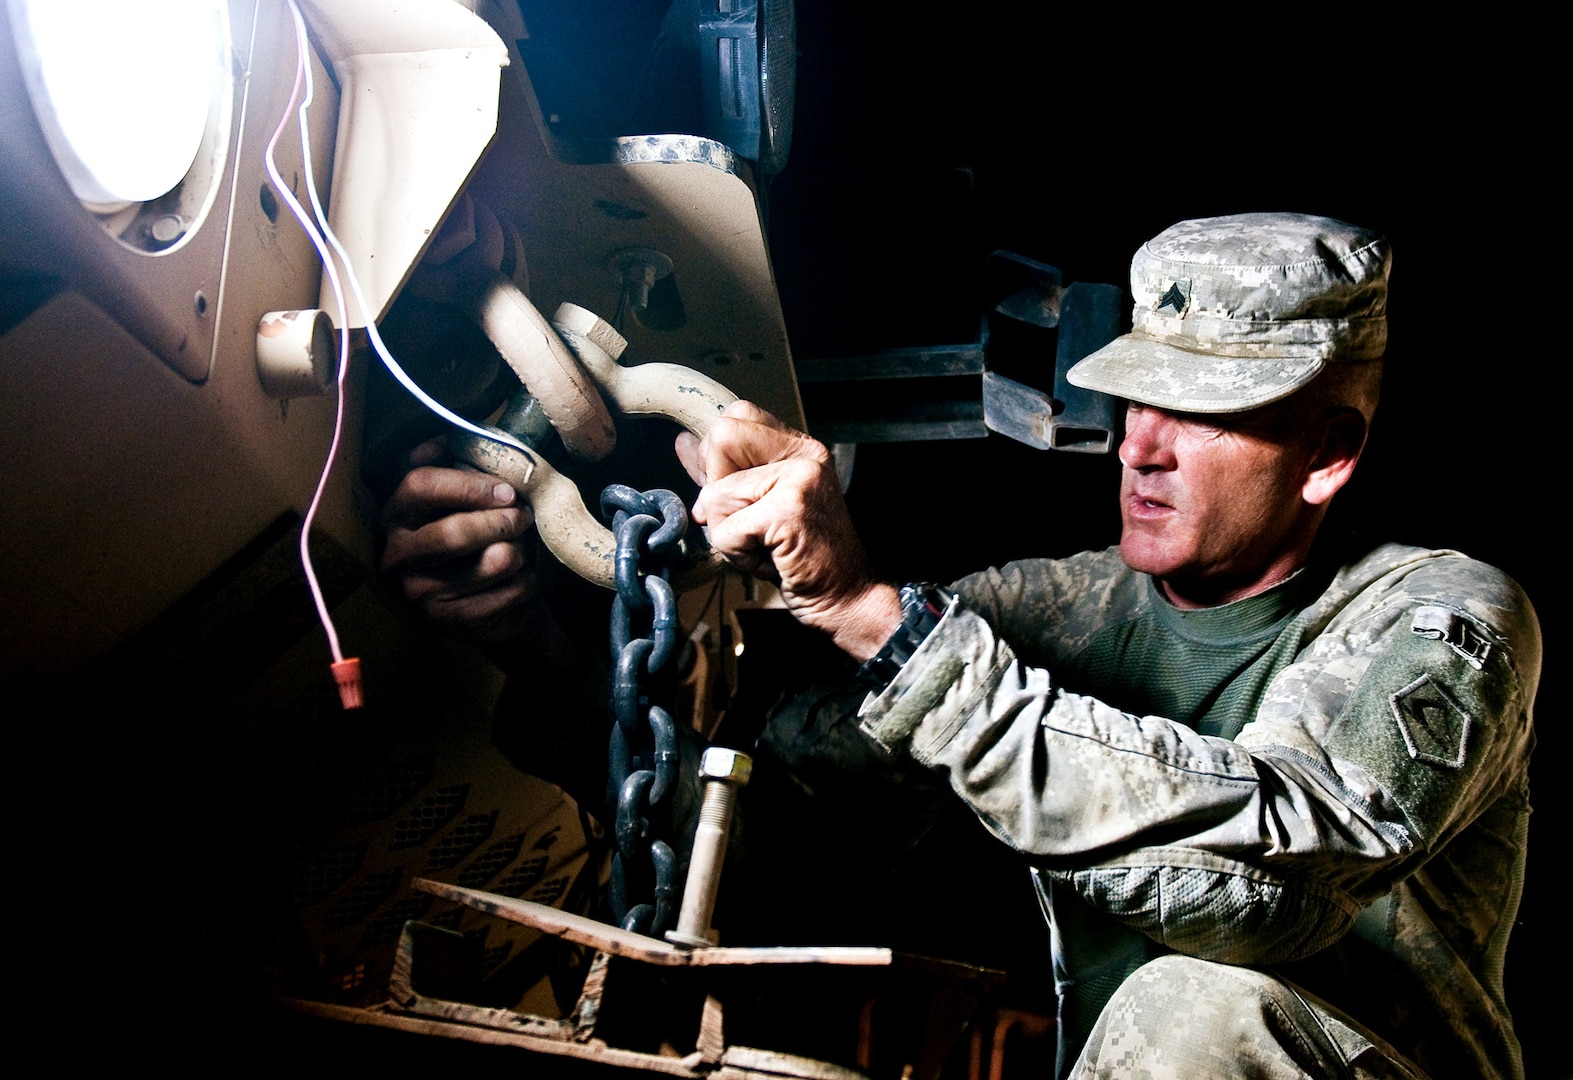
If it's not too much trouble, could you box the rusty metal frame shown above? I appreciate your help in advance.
[284,878,1003,1080]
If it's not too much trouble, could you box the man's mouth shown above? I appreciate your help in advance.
[1125,491,1174,519]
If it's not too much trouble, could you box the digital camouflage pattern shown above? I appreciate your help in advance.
[1067,213,1391,413]
[859,542,1538,1079]
[1072,954,1426,1079]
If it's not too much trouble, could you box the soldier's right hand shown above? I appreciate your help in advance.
[675,401,900,661]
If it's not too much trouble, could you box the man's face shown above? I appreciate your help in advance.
[1117,400,1318,608]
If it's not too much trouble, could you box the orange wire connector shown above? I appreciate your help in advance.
[331,657,364,710]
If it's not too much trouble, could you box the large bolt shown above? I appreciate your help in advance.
[666,746,752,949]
[608,247,673,315]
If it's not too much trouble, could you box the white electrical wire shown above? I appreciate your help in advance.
[281,0,524,453]
[267,0,524,676]
[264,0,349,661]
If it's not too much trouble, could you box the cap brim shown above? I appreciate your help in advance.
[1066,333,1324,414]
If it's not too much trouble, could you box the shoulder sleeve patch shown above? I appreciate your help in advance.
[1322,587,1528,844]
[1390,673,1473,769]
[1410,604,1492,669]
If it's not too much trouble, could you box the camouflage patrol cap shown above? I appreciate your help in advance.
[1066,212,1391,413]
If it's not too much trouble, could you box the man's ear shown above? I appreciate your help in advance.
[1302,407,1367,506]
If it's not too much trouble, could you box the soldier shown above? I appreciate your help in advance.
[675,213,1540,1079]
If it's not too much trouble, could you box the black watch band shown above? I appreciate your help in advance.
[856,583,956,691]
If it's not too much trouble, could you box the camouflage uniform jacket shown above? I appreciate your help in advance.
[858,541,1539,1079]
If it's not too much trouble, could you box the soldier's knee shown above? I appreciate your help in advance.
[1074,956,1356,1079]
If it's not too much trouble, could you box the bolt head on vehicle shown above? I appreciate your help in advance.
[699,746,752,785]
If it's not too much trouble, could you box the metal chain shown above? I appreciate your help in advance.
[601,483,690,935]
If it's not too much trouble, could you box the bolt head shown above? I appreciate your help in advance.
[699,746,752,785]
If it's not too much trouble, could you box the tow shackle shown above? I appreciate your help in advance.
[450,302,736,590]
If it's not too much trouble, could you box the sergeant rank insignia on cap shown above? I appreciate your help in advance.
[1156,280,1190,317]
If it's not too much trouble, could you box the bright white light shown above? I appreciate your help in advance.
[9,0,228,205]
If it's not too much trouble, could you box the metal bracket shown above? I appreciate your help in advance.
[283,878,1004,1080]
[982,281,1122,453]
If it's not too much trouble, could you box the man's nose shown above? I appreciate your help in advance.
[1118,405,1177,471]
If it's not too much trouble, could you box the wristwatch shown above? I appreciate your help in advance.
[856,582,956,691]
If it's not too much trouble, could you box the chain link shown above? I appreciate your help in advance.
[601,484,690,935]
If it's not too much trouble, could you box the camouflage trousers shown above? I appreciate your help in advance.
[1071,955,1429,1079]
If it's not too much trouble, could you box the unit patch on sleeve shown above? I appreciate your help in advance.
[1390,673,1472,769]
